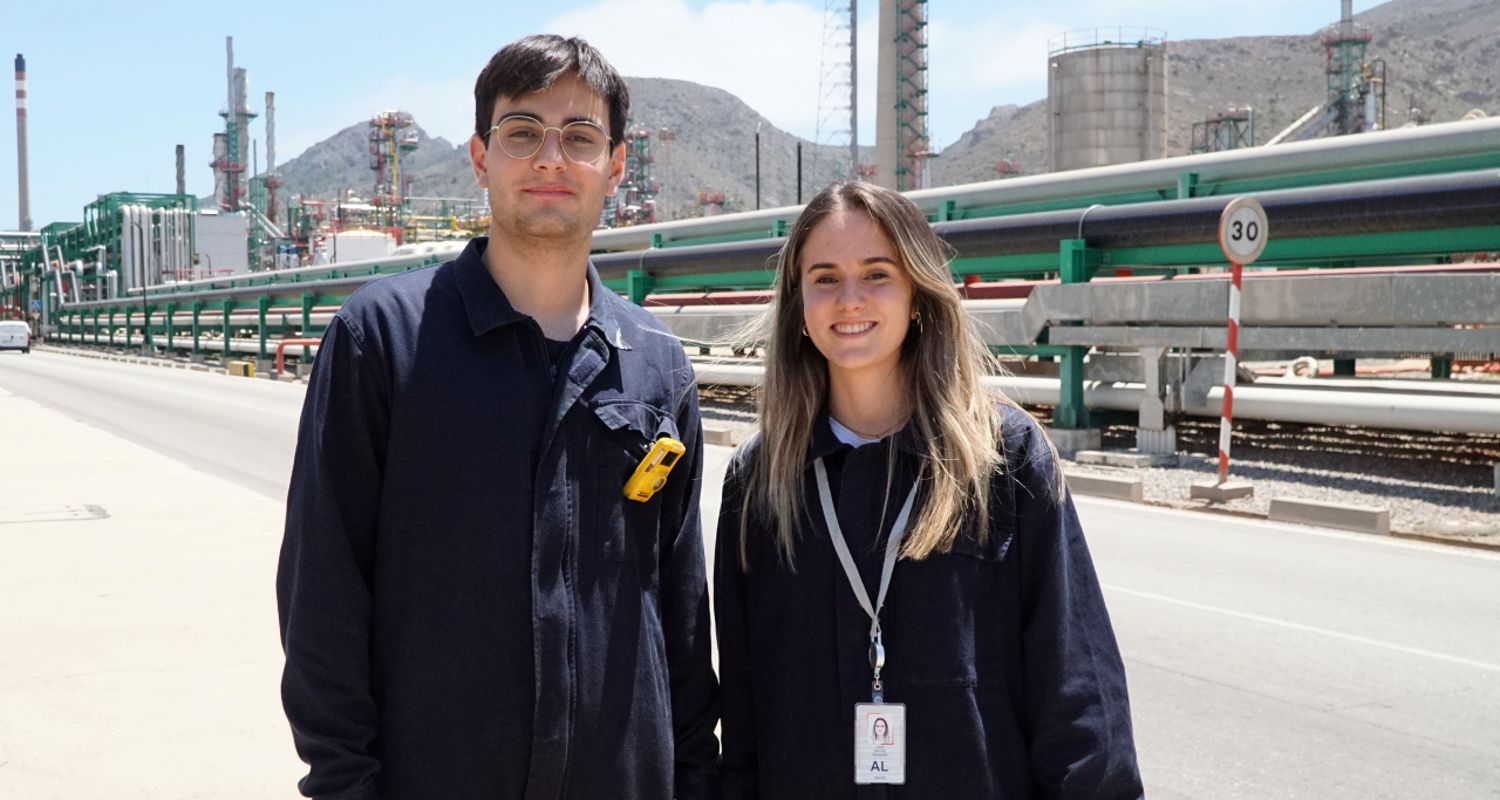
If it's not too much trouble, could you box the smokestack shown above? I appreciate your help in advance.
[175,144,185,195]
[1342,0,1354,37]
[265,91,276,174]
[226,36,234,122]
[14,54,32,231]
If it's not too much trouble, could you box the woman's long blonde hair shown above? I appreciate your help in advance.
[741,181,1034,568]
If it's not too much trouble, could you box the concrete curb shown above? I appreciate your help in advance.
[1075,449,1180,468]
[703,426,747,447]
[36,345,308,380]
[1065,471,1145,502]
[1268,497,1392,535]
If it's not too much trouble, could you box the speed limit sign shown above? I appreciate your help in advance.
[1218,197,1269,265]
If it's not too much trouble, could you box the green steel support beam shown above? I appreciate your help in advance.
[108,309,116,347]
[626,269,655,306]
[191,301,204,357]
[1054,239,1093,430]
[1431,356,1452,379]
[125,307,133,348]
[258,295,271,360]
[165,303,177,353]
[141,302,154,353]
[1333,359,1356,376]
[1102,225,1500,269]
[1177,171,1199,199]
[990,344,1074,359]
[301,293,315,361]
[221,300,236,359]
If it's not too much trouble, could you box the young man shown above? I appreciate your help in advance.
[277,35,718,799]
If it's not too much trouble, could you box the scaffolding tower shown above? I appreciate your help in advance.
[1322,0,1383,136]
[815,0,858,180]
[1191,109,1256,153]
[211,37,256,212]
[893,0,930,189]
[877,0,930,191]
[369,111,419,232]
[604,128,659,227]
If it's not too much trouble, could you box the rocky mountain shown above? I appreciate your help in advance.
[273,0,1497,218]
[933,0,1500,184]
[273,78,872,223]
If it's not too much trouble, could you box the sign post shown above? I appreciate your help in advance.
[1192,197,1268,502]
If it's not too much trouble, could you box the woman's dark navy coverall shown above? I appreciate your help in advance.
[714,407,1142,798]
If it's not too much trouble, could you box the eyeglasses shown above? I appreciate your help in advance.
[486,115,612,163]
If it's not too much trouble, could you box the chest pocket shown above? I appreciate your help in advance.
[888,522,1018,689]
[587,399,679,563]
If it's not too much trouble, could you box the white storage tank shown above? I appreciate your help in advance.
[1047,28,1168,173]
[194,210,251,276]
[329,229,397,264]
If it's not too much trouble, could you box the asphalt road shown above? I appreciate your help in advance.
[3,349,1497,798]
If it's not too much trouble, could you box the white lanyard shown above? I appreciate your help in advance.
[813,456,918,702]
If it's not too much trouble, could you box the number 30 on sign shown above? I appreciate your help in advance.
[1217,197,1269,265]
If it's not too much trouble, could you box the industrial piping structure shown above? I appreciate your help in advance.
[6,72,1499,453]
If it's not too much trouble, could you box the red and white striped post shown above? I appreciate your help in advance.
[1216,260,1244,483]
[1215,198,1268,484]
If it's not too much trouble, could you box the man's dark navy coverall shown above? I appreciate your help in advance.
[277,237,719,799]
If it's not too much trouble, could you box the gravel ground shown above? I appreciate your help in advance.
[1068,411,1500,544]
[700,389,1500,549]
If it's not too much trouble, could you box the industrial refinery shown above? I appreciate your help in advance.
[2,2,1499,797]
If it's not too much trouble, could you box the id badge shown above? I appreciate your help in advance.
[853,702,906,785]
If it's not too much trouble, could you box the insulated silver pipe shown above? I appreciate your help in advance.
[586,117,1500,251]
[690,365,1500,435]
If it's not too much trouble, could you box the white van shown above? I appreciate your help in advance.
[0,320,32,354]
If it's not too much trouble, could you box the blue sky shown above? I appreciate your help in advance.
[2,0,1383,227]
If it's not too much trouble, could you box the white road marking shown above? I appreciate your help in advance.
[1106,584,1500,675]
[1076,495,1500,563]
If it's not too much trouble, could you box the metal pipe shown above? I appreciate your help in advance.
[586,116,1500,252]
[690,364,1500,435]
[1267,103,1325,146]
[175,144,186,195]
[588,168,1500,278]
[121,206,134,293]
[265,92,276,173]
[57,168,1500,312]
[850,0,858,180]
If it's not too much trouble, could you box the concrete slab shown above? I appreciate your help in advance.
[1065,471,1145,502]
[1268,497,1392,535]
[1190,479,1256,502]
[703,426,745,447]
[1136,425,1178,456]
[0,386,304,798]
[1047,427,1102,456]
[1077,450,1179,469]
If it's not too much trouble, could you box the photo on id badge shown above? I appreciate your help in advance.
[854,703,906,784]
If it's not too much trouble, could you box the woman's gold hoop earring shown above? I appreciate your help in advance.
[912,310,923,332]
[801,325,809,337]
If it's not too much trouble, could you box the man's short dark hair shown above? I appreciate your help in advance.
[474,34,630,147]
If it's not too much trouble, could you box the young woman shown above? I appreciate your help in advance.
[714,181,1143,799]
